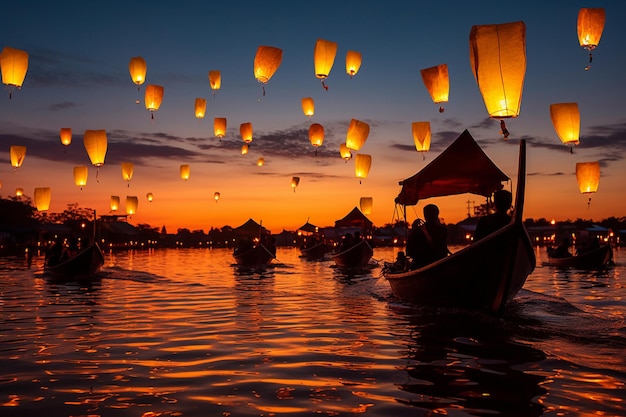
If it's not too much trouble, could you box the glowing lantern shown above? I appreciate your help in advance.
[146,192,154,202]
[15,188,24,197]
[576,161,600,207]
[254,45,283,95]
[83,130,107,167]
[257,157,265,167]
[360,197,373,215]
[309,123,325,154]
[314,39,337,90]
[240,122,253,143]
[469,21,526,139]
[195,98,206,119]
[60,128,72,150]
[578,8,605,70]
[126,196,139,215]
[346,119,370,151]
[121,162,134,187]
[241,144,249,155]
[209,70,221,96]
[129,56,147,87]
[214,117,227,140]
[291,176,300,192]
[339,143,352,162]
[10,145,26,168]
[73,165,88,189]
[34,187,51,211]
[420,64,449,113]
[345,50,362,77]
[214,192,220,202]
[412,121,431,159]
[0,47,29,98]
[110,195,120,212]
[145,84,164,119]
[302,97,315,118]
[550,103,580,149]
[355,154,372,184]
[180,164,190,180]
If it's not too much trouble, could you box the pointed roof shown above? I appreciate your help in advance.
[298,221,319,234]
[233,218,267,236]
[395,129,509,206]
[334,207,373,230]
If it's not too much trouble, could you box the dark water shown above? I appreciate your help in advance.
[1,246,624,416]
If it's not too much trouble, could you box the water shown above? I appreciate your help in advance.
[1,245,624,416]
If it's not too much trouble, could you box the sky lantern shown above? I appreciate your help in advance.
[291,176,300,192]
[550,102,580,151]
[126,196,139,215]
[240,122,253,143]
[576,161,600,208]
[60,128,72,151]
[34,187,51,211]
[194,98,207,119]
[254,45,282,96]
[0,47,29,99]
[214,192,220,202]
[121,162,134,187]
[83,130,107,180]
[214,117,227,140]
[145,84,164,119]
[355,153,372,184]
[420,64,449,113]
[208,70,221,97]
[578,8,606,70]
[110,195,120,212]
[309,123,325,154]
[15,188,24,197]
[146,192,154,202]
[241,144,249,155]
[339,143,352,162]
[314,38,337,90]
[360,197,373,215]
[180,164,190,180]
[257,157,265,167]
[469,21,526,139]
[412,121,431,159]
[10,145,26,169]
[345,50,362,78]
[346,119,370,151]
[129,56,147,88]
[73,165,88,189]
[302,97,314,118]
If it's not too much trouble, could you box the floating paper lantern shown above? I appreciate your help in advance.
[346,119,370,151]
[240,122,253,143]
[60,128,72,148]
[34,187,51,211]
[469,21,526,139]
[302,97,315,118]
[129,56,147,86]
[110,195,120,212]
[146,192,154,202]
[257,157,265,167]
[121,162,134,186]
[214,192,220,202]
[83,130,107,167]
[309,123,325,153]
[180,164,190,180]
[214,117,227,140]
[10,145,26,168]
[0,47,29,98]
[291,176,300,192]
[355,154,372,184]
[195,98,207,119]
[314,39,337,89]
[126,196,138,215]
[420,64,449,112]
[412,121,431,159]
[339,143,352,162]
[241,144,249,155]
[578,8,605,70]
[360,197,373,215]
[254,45,282,95]
[73,166,88,189]
[15,188,24,197]
[550,103,580,148]
[145,84,164,119]
[208,70,221,95]
[345,50,362,77]
[576,161,600,207]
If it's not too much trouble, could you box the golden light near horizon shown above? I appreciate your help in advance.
[214,117,227,140]
[110,195,120,212]
[9,145,26,169]
[469,21,526,139]
[345,50,362,78]
[34,187,51,211]
[301,97,314,118]
[180,164,190,181]
[314,38,337,90]
[194,98,207,119]
[550,102,580,148]
[73,165,88,189]
[420,63,449,113]
[345,119,370,151]
[412,121,431,158]
[126,196,139,215]
[0,46,29,98]
[577,7,606,70]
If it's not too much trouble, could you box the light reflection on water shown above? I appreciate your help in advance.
[0,246,624,416]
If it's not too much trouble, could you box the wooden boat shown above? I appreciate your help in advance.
[233,244,275,267]
[300,242,331,260]
[384,130,535,314]
[331,239,374,268]
[545,244,613,269]
[44,243,105,282]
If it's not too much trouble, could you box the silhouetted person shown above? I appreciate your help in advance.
[551,237,573,258]
[474,189,513,241]
[45,238,64,267]
[61,237,79,261]
[406,204,449,269]
[339,233,354,252]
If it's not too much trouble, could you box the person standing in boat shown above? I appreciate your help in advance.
[474,189,513,241]
[406,204,449,269]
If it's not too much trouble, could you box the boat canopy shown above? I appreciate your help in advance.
[395,129,510,206]
[334,207,373,231]
[233,218,268,237]
[298,221,319,234]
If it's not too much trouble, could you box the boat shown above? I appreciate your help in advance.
[383,130,535,314]
[300,241,331,260]
[331,239,374,268]
[545,244,613,269]
[297,220,331,260]
[233,244,275,267]
[44,242,105,282]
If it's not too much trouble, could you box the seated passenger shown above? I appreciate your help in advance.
[550,237,573,258]
[474,189,513,241]
[406,204,449,269]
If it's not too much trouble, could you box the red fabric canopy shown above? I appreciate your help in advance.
[334,207,373,230]
[395,130,509,206]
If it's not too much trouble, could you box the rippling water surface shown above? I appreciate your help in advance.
[1,246,625,416]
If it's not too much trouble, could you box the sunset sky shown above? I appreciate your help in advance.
[1,1,625,233]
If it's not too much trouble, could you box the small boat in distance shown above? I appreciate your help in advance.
[300,241,331,260]
[545,244,613,269]
[44,242,105,282]
[233,244,275,267]
[331,239,374,268]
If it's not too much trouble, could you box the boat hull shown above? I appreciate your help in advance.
[45,243,105,282]
[300,242,331,260]
[331,240,373,268]
[233,244,275,267]
[546,244,613,269]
